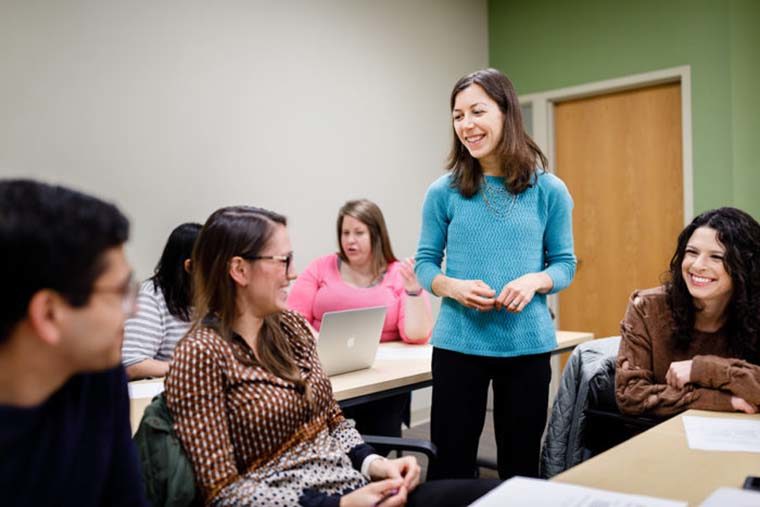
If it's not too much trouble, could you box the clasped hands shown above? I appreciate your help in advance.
[451,273,550,313]
[665,359,757,414]
[340,456,421,507]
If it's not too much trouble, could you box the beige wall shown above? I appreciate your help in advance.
[0,0,488,279]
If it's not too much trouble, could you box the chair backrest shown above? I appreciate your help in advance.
[587,351,618,412]
[582,338,666,458]
[541,336,622,477]
[133,393,199,507]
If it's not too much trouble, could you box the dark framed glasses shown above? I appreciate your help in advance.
[241,252,293,272]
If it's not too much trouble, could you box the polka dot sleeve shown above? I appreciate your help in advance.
[165,332,239,501]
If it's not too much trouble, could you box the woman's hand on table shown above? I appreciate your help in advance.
[665,360,692,389]
[731,396,759,414]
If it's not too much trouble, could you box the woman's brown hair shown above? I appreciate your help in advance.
[336,199,397,280]
[191,205,310,398]
[447,68,548,198]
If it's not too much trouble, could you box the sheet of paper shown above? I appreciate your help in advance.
[682,416,760,453]
[699,487,760,507]
[375,346,432,361]
[470,477,687,507]
[128,380,164,399]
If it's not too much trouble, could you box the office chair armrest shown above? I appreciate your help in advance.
[362,435,438,462]
[584,407,663,429]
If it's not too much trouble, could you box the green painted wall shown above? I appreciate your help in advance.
[730,0,760,217]
[489,0,759,218]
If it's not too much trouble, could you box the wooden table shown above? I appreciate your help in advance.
[553,409,760,506]
[129,330,593,433]
[333,331,593,407]
[552,330,594,354]
[330,341,432,408]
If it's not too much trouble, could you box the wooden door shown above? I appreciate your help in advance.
[555,82,683,341]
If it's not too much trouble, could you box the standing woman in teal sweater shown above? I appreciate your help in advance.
[415,68,576,480]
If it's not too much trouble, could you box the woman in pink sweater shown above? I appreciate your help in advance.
[288,199,433,438]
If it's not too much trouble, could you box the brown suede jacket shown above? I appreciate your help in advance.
[616,287,760,417]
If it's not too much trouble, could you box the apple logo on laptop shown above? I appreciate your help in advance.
[346,336,356,349]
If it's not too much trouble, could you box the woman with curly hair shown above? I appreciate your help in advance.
[616,207,760,417]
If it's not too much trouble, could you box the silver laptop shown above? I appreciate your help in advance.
[316,306,387,376]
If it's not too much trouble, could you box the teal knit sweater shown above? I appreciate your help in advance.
[415,172,576,357]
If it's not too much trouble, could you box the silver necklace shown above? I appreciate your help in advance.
[481,177,518,220]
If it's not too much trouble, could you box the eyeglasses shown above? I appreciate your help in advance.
[241,252,294,273]
[91,276,140,314]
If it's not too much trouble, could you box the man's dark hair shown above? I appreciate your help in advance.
[0,179,130,343]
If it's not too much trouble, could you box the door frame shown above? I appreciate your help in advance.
[520,65,693,222]
[519,65,693,326]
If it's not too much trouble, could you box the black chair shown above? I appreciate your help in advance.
[541,336,663,478]
[135,395,440,507]
[581,355,667,459]
[362,434,438,466]
[351,395,438,475]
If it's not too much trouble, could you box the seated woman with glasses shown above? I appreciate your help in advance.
[616,207,760,417]
[288,199,433,438]
[164,205,499,507]
[122,222,201,380]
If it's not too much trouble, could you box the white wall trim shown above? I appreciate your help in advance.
[520,65,694,223]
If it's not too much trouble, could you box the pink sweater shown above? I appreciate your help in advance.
[287,253,431,343]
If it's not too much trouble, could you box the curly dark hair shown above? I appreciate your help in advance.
[665,207,760,363]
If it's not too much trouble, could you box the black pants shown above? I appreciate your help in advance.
[406,478,501,506]
[342,393,410,438]
[428,347,551,480]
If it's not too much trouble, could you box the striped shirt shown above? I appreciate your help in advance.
[121,280,191,367]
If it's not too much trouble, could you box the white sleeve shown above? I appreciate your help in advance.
[121,281,166,366]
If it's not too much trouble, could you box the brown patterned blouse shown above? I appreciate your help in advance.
[616,287,760,417]
[165,311,370,506]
